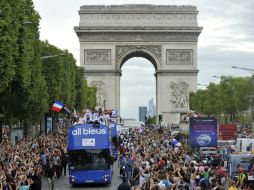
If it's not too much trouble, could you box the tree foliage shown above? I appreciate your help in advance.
[0,0,96,131]
[40,41,96,112]
[190,76,253,124]
[147,116,156,125]
[86,86,97,110]
[74,67,96,111]
[0,0,19,93]
[0,0,48,125]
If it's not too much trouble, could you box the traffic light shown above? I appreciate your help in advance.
[159,114,163,123]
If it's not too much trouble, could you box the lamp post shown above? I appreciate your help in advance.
[232,66,254,129]
[41,53,65,135]
[232,66,254,73]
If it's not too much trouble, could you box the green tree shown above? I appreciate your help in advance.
[147,116,156,125]
[0,0,18,93]
[0,0,49,137]
[206,83,220,116]
[233,77,252,112]
[189,76,253,125]
[189,89,207,114]
[75,67,87,111]
[60,51,77,107]
[86,86,96,109]
[0,0,97,135]
[40,41,64,105]
[219,76,236,116]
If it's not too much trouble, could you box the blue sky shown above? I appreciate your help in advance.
[33,0,254,119]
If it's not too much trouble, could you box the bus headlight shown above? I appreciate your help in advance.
[103,174,110,181]
[72,178,75,182]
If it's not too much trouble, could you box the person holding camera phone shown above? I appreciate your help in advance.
[16,174,33,190]
[0,169,12,190]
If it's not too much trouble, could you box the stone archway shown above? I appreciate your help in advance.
[75,4,202,124]
[115,45,160,70]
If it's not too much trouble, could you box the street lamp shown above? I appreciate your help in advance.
[212,75,221,79]
[40,53,65,60]
[197,83,208,87]
[40,53,65,135]
[232,66,254,73]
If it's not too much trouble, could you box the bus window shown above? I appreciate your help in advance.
[68,149,111,170]
[112,136,117,148]
[240,157,251,164]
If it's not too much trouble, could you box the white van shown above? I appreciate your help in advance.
[217,140,236,147]
[236,138,254,152]
[200,147,218,157]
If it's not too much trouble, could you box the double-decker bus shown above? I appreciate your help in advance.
[68,124,113,185]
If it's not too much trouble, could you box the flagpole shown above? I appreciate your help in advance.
[52,111,55,134]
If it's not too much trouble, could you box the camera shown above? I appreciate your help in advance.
[0,176,5,183]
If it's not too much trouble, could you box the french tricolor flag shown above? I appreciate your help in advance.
[51,101,64,112]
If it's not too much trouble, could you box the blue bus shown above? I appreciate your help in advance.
[110,120,118,160]
[68,124,113,184]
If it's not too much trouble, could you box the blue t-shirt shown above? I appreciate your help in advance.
[162,179,172,188]
[125,159,132,172]
[19,185,30,190]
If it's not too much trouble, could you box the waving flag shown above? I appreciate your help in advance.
[172,139,182,146]
[52,101,64,112]
[111,110,118,117]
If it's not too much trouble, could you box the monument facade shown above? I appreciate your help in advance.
[75,4,202,124]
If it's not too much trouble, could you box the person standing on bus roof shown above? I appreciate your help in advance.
[85,109,92,123]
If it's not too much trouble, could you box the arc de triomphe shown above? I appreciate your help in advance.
[75,5,202,124]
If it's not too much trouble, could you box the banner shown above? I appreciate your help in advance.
[68,124,109,150]
[219,124,237,140]
[47,117,53,134]
[189,117,217,147]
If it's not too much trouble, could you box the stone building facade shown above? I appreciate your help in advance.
[75,4,202,124]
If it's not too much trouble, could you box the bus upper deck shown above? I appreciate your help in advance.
[68,123,113,184]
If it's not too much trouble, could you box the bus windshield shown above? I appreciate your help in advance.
[68,149,111,170]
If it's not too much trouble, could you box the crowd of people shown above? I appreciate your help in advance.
[1,107,254,190]
[0,132,68,190]
[0,107,119,190]
[117,126,254,190]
